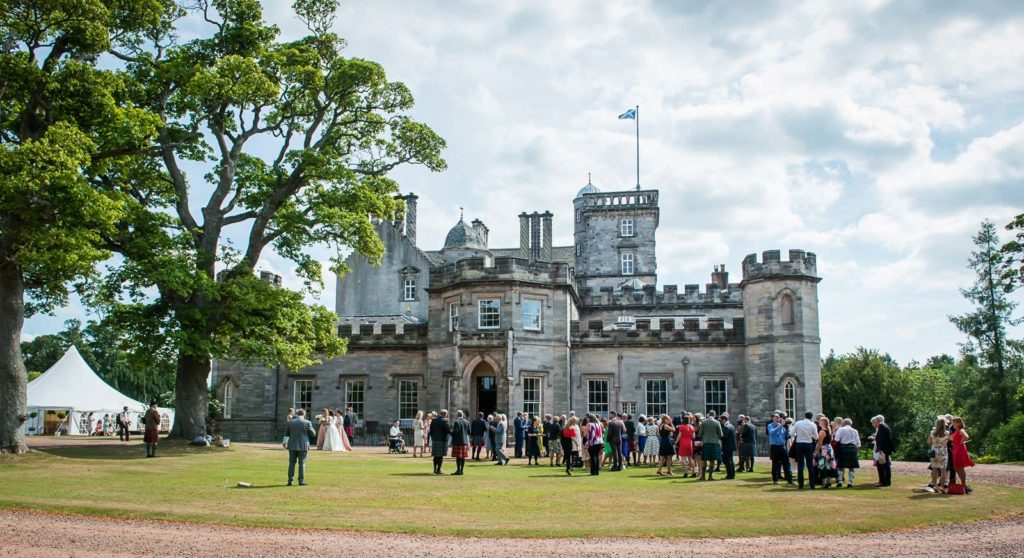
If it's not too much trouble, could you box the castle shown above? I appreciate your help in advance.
[213,182,822,439]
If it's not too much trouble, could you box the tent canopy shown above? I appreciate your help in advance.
[26,346,173,435]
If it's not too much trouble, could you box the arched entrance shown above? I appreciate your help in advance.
[470,361,497,417]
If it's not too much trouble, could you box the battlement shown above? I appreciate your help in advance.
[429,256,569,288]
[571,317,744,345]
[576,188,659,210]
[579,282,742,307]
[741,249,818,282]
[337,319,429,347]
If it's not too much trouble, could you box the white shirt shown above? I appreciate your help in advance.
[834,425,860,446]
[390,426,401,437]
[793,419,819,443]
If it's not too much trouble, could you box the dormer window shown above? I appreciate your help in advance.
[403,278,416,301]
[398,266,420,302]
[620,218,634,237]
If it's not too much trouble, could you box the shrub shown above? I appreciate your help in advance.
[975,455,1003,464]
[986,413,1024,463]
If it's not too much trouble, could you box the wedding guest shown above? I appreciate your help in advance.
[643,416,660,464]
[950,417,974,493]
[548,415,564,467]
[767,412,793,484]
[513,411,526,458]
[316,409,329,450]
[636,415,648,463]
[833,418,860,488]
[720,413,737,479]
[450,410,471,475]
[656,415,676,476]
[813,416,838,488]
[739,416,757,473]
[526,418,541,465]
[698,411,724,480]
[691,414,704,477]
[422,412,433,456]
[286,407,294,421]
[429,409,452,475]
[117,406,132,442]
[562,416,581,476]
[485,414,496,461]
[606,411,625,471]
[493,414,510,465]
[87,412,96,436]
[285,409,316,486]
[675,415,695,477]
[471,412,487,461]
[927,417,950,493]
[344,407,356,443]
[412,410,425,458]
[583,414,605,476]
[793,411,819,489]
[542,414,554,458]
[143,401,161,458]
[389,420,405,452]
[869,415,895,487]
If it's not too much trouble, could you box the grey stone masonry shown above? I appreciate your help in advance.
[573,188,659,291]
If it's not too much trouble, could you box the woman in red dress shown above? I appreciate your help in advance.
[950,417,975,492]
[675,416,696,478]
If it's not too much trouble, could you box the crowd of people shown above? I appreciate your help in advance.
[405,408,976,492]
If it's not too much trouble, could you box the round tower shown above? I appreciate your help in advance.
[740,249,822,421]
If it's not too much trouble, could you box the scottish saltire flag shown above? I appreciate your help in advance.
[618,108,636,120]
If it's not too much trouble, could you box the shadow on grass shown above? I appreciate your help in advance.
[33,444,223,461]
[231,484,291,489]
[388,472,437,477]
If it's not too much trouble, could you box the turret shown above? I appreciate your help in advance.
[740,249,822,419]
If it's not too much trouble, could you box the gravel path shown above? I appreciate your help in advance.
[1,508,1022,558]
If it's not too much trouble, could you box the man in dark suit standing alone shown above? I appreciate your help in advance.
[869,415,895,487]
[285,409,317,486]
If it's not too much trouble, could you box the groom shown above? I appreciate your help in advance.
[286,409,317,486]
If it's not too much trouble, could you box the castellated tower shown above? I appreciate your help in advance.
[572,180,659,292]
[740,249,822,420]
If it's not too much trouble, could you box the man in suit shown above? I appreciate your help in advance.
[450,410,471,475]
[606,411,624,471]
[285,409,317,486]
[869,414,895,487]
[117,406,132,442]
[343,406,356,441]
[470,412,487,460]
[429,409,452,475]
[719,413,737,479]
[513,412,526,458]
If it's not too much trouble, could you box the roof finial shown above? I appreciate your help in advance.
[587,171,592,185]
[459,206,464,221]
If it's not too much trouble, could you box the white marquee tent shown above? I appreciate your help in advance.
[25,346,174,436]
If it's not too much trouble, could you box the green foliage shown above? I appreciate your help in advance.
[822,347,909,441]
[986,413,1024,463]
[21,319,175,403]
[892,365,957,461]
[1001,212,1024,291]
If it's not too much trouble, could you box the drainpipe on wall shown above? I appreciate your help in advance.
[566,290,573,414]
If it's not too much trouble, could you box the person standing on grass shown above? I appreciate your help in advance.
[422,412,433,457]
[691,414,704,477]
[949,417,975,493]
[793,412,819,489]
[767,412,793,484]
[833,418,860,488]
[561,416,581,476]
[471,412,487,461]
[117,406,131,442]
[605,411,625,471]
[719,413,737,479]
[636,415,648,463]
[926,417,950,493]
[526,417,541,465]
[143,401,161,458]
[412,411,425,458]
[697,411,724,480]
[656,414,676,476]
[344,407,356,443]
[643,415,660,464]
[625,413,638,466]
[485,414,497,461]
[583,414,604,476]
[285,409,316,486]
[450,410,471,476]
[675,415,695,477]
[868,415,894,487]
[739,416,757,473]
[493,414,510,465]
[513,412,526,458]
[548,415,564,467]
[429,409,452,475]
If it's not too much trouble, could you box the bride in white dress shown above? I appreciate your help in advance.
[322,412,348,452]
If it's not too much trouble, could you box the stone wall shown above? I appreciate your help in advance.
[573,189,659,291]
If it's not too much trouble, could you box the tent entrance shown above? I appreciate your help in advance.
[42,410,66,435]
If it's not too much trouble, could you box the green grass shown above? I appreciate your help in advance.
[2,441,1023,538]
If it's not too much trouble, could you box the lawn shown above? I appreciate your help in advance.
[2,440,1022,538]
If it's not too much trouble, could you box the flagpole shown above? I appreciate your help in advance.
[635,105,640,190]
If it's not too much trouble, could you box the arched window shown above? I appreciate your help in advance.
[223,382,234,419]
[781,294,794,325]
[784,380,796,419]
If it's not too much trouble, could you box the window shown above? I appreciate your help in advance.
[575,243,581,256]
[576,209,581,223]
[449,302,459,332]
[645,378,668,417]
[478,299,500,329]
[705,379,728,416]
[223,382,233,419]
[784,380,796,419]
[403,278,416,301]
[620,401,637,416]
[523,377,541,416]
[293,379,313,414]
[587,379,609,415]
[781,294,794,325]
[620,218,634,237]
[345,379,365,421]
[621,253,634,275]
[522,299,542,331]
[398,380,419,420]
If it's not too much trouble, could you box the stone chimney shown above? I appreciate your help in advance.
[403,193,418,246]
[519,213,529,258]
[471,218,489,247]
[541,211,553,261]
[711,264,728,289]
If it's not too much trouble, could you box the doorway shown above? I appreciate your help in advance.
[471,360,498,417]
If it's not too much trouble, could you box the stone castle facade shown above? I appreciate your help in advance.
[213,182,822,439]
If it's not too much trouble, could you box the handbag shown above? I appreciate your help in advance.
[927,448,937,459]
[947,482,966,495]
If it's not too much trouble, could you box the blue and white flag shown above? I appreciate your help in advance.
[618,108,636,120]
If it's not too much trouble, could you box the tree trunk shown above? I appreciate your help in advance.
[0,263,28,454]
[168,353,210,440]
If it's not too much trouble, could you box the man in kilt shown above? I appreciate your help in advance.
[470,412,487,460]
[450,410,471,475]
[143,401,161,458]
[429,409,452,475]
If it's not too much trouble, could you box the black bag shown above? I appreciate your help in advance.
[927,448,937,459]
[572,455,584,468]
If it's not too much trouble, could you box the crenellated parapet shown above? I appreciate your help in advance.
[741,249,818,283]
[429,256,570,289]
[337,319,429,347]
[579,282,742,307]
[572,316,744,345]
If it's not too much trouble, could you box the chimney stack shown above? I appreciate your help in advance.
[519,213,529,258]
[711,264,728,289]
[471,218,489,247]
[541,211,553,261]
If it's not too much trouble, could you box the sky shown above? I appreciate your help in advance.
[23,0,1024,365]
